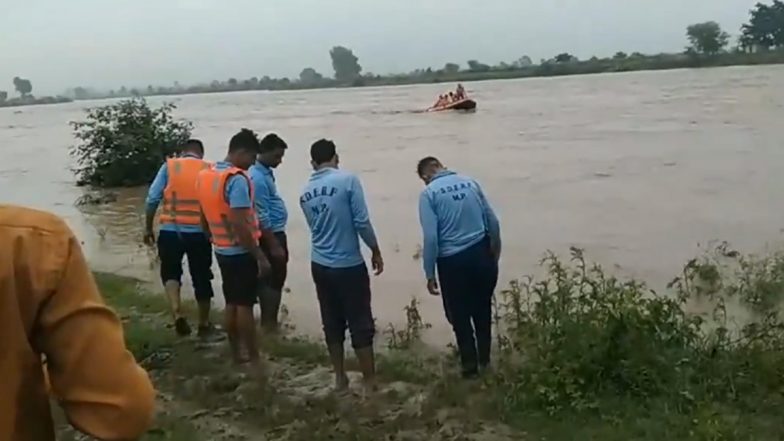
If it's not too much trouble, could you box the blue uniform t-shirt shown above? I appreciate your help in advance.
[418,170,501,279]
[299,168,378,268]
[211,161,254,256]
[249,161,288,233]
[145,153,204,234]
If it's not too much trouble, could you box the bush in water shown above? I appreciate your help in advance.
[70,98,193,187]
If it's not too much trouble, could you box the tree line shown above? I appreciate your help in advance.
[6,1,784,105]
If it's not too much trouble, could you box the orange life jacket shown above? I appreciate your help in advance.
[196,165,261,248]
[159,157,211,226]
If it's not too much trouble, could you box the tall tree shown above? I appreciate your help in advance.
[299,67,324,85]
[443,62,460,74]
[687,21,730,54]
[741,1,784,50]
[515,56,533,67]
[330,46,362,82]
[554,53,577,63]
[466,60,490,72]
[0,91,7,102]
[12,77,32,97]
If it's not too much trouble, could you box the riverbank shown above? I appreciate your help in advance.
[56,244,784,440]
[78,50,784,100]
[0,96,72,108]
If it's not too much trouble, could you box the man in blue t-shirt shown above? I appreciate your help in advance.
[416,156,501,378]
[249,133,289,332]
[299,139,384,392]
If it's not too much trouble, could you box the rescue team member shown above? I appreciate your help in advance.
[0,205,154,441]
[300,139,384,392]
[144,139,215,337]
[198,128,271,365]
[250,133,289,332]
[416,157,501,378]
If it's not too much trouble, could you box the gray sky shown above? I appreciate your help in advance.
[0,0,755,95]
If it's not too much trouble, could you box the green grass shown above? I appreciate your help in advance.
[89,242,784,441]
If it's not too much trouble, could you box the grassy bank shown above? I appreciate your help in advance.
[58,244,784,440]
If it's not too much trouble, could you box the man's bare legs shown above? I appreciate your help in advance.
[327,343,349,390]
[237,305,259,364]
[225,305,242,363]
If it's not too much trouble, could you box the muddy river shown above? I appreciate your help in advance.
[2,65,784,343]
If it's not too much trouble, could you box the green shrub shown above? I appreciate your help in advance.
[70,98,193,187]
[493,247,784,422]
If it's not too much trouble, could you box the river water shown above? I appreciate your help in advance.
[2,65,784,343]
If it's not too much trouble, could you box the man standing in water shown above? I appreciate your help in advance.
[250,133,289,333]
[300,139,384,392]
[144,139,215,337]
[197,129,271,364]
[416,157,501,378]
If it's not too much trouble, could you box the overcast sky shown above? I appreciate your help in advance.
[0,0,756,95]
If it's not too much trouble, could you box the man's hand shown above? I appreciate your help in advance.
[427,279,440,296]
[143,230,155,246]
[269,244,288,264]
[371,250,384,276]
[255,251,272,278]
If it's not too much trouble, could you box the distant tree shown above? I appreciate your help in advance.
[0,91,7,102]
[248,77,259,88]
[210,80,221,89]
[687,21,730,55]
[330,46,362,83]
[119,86,128,95]
[741,0,784,50]
[467,60,491,72]
[227,78,238,87]
[70,98,192,187]
[73,87,90,100]
[130,88,141,97]
[299,67,324,85]
[613,51,628,60]
[146,85,155,95]
[514,56,533,67]
[443,62,461,74]
[13,77,32,97]
[554,53,577,63]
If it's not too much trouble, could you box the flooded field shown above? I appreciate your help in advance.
[2,65,784,343]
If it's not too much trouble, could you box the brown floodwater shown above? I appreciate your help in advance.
[2,65,784,344]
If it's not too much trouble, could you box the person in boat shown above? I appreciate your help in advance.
[416,157,501,379]
[455,83,466,100]
[448,91,455,103]
[432,94,446,108]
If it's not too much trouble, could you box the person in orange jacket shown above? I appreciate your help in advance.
[144,139,217,338]
[198,129,271,364]
[0,205,155,441]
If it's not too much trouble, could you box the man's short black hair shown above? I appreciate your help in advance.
[311,139,337,165]
[229,128,260,153]
[417,156,441,176]
[259,133,288,153]
[183,139,204,153]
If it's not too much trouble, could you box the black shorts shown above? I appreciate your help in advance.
[157,230,214,301]
[259,231,288,292]
[215,253,259,307]
[311,262,375,349]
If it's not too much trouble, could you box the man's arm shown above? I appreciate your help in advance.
[39,232,155,440]
[418,191,439,280]
[476,182,502,258]
[348,175,383,274]
[348,175,379,251]
[250,172,283,253]
[227,175,267,263]
[144,163,168,238]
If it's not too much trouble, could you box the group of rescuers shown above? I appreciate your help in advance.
[1,128,501,440]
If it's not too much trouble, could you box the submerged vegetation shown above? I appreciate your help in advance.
[67,243,784,440]
[70,98,192,188]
